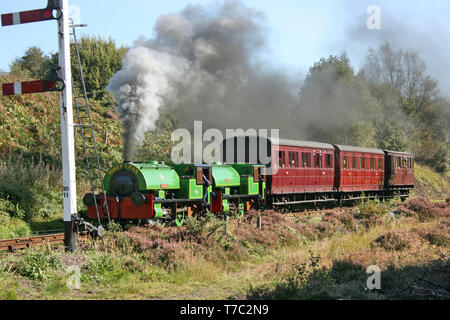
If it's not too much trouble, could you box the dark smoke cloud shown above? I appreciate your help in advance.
[108,0,299,161]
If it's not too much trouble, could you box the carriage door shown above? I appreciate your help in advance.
[314,151,323,188]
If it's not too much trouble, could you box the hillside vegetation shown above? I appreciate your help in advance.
[0,38,448,301]
[413,164,450,200]
[0,66,449,238]
[0,197,448,300]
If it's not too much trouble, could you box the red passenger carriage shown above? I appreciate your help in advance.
[333,145,385,192]
[222,135,414,206]
[272,139,335,193]
[384,151,415,188]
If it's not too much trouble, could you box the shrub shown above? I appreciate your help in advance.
[395,197,449,221]
[0,154,62,222]
[83,253,128,283]
[373,231,413,251]
[14,250,61,280]
[354,198,392,220]
[0,215,31,239]
[0,271,18,300]
[424,233,449,247]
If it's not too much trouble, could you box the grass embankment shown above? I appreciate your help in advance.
[0,197,448,300]
[413,163,450,200]
[0,73,122,239]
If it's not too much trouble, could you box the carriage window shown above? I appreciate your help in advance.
[351,156,357,169]
[279,151,285,168]
[370,158,376,170]
[378,158,383,170]
[408,157,413,169]
[343,156,348,169]
[325,154,333,168]
[301,152,311,168]
[360,157,366,170]
[288,152,299,167]
[314,154,323,168]
[397,157,402,168]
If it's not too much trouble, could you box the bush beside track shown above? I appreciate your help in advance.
[0,197,448,300]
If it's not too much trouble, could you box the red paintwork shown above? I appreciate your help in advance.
[335,151,384,191]
[1,9,53,26]
[271,145,334,194]
[386,152,415,186]
[210,191,223,213]
[88,194,154,219]
[2,80,56,96]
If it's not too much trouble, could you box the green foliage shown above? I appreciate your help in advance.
[0,154,62,222]
[9,47,56,80]
[354,198,393,220]
[14,250,61,280]
[71,36,128,100]
[298,43,449,172]
[0,268,19,300]
[83,253,127,283]
[0,212,31,239]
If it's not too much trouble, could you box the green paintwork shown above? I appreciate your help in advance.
[212,165,241,187]
[177,179,203,199]
[231,163,255,176]
[207,185,212,204]
[153,190,165,219]
[175,211,185,227]
[222,187,230,212]
[154,203,163,218]
[240,177,259,195]
[261,181,266,199]
[103,162,180,191]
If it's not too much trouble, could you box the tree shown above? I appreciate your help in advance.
[361,42,448,172]
[298,53,380,146]
[10,47,55,79]
[70,36,128,100]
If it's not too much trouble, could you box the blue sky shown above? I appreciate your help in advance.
[1,0,449,92]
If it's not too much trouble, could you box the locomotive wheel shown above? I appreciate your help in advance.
[175,211,185,227]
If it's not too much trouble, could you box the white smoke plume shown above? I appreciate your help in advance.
[108,0,299,161]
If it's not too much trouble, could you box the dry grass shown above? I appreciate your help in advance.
[1,198,449,300]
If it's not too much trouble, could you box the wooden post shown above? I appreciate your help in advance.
[224,213,227,234]
[256,213,261,230]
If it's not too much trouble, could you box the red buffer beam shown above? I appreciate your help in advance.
[2,80,63,96]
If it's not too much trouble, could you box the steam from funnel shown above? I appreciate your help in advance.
[108,0,298,161]
[108,48,189,161]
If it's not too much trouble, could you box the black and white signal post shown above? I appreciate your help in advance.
[2,0,78,250]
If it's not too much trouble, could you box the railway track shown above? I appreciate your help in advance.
[0,232,90,252]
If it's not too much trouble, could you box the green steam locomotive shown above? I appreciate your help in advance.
[83,161,266,226]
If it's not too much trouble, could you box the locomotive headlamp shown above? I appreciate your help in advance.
[131,192,147,206]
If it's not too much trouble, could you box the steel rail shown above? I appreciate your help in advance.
[0,231,89,252]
